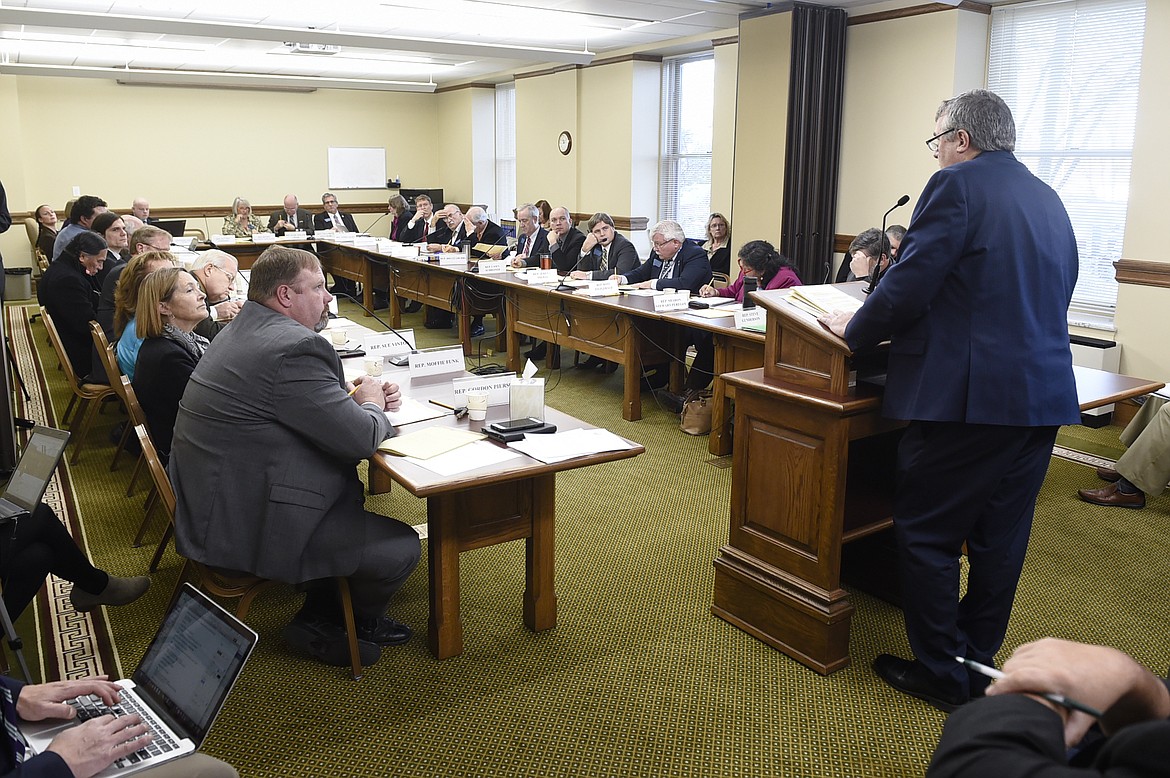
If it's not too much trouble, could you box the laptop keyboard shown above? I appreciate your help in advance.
[70,693,180,767]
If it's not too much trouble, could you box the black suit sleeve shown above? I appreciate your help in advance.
[590,238,641,280]
[622,255,659,285]
[398,212,427,244]
[549,229,586,273]
[658,243,712,294]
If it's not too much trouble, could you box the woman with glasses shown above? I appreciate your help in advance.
[703,212,732,276]
[133,267,210,464]
[222,196,270,237]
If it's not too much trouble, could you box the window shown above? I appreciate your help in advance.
[660,53,714,239]
[988,0,1146,328]
[495,82,516,222]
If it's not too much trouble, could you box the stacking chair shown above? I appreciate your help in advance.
[40,308,115,464]
[133,426,367,680]
[89,322,138,472]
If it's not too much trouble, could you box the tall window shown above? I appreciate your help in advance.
[988,0,1146,328]
[495,82,516,222]
[660,53,714,238]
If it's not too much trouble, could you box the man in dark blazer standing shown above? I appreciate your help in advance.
[507,203,551,267]
[170,247,421,667]
[314,192,359,297]
[616,219,711,295]
[268,194,314,236]
[822,90,1080,712]
[546,206,586,273]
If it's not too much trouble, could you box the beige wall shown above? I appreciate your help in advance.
[434,87,480,207]
[711,42,738,223]
[515,70,578,210]
[730,11,791,249]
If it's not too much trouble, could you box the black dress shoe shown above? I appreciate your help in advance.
[1077,481,1146,509]
[526,343,548,361]
[283,614,382,667]
[657,390,686,415]
[356,616,412,646]
[403,300,423,314]
[872,654,967,713]
[640,369,669,391]
[577,355,605,370]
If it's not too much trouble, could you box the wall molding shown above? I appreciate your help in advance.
[1114,258,1170,289]
[712,36,739,47]
[849,1,991,26]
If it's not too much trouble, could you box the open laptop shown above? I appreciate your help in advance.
[0,425,69,521]
[153,219,186,239]
[22,584,259,776]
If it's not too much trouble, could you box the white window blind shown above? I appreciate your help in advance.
[988,0,1146,327]
[660,53,714,239]
[495,82,516,222]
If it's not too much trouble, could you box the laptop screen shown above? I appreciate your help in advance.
[153,219,186,239]
[132,585,258,746]
[3,426,69,512]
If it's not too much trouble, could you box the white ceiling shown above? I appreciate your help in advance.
[0,0,977,92]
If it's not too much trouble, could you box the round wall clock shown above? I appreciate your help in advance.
[558,131,573,155]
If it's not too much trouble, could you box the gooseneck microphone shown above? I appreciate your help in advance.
[554,246,594,291]
[332,292,417,366]
[362,211,390,237]
[866,194,910,295]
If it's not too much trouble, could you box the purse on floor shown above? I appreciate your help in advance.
[679,390,714,436]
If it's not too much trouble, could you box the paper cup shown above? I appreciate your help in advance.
[330,328,347,345]
[364,356,384,377]
[466,391,489,421]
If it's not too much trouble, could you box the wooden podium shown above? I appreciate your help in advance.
[712,284,904,674]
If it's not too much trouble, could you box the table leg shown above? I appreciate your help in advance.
[709,377,733,456]
[622,326,642,421]
[427,493,464,660]
[367,461,393,495]
[390,280,402,329]
[524,474,557,631]
[362,272,375,317]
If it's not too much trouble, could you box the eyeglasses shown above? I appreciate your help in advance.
[925,127,958,153]
[323,200,338,206]
[209,264,237,284]
[652,238,678,250]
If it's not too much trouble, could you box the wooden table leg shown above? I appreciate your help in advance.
[524,474,557,631]
[622,326,642,421]
[367,461,393,495]
[427,493,464,659]
[389,279,402,328]
[709,377,733,456]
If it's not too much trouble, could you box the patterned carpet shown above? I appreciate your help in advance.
[7,299,1169,777]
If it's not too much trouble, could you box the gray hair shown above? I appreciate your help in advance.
[517,203,539,222]
[587,212,615,232]
[650,219,686,243]
[192,248,234,272]
[321,192,337,203]
[467,206,488,225]
[936,89,1015,153]
[248,247,320,302]
[231,197,251,216]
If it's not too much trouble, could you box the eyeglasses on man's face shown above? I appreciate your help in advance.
[926,127,958,154]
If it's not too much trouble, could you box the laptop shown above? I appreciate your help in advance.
[153,219,186,239]
[0,425,69,521]
[22,584,259,776]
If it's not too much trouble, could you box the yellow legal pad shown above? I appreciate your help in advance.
[378,427,485,459]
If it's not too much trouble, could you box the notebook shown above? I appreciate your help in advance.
[0,426,69,521]
[22,584,259,776]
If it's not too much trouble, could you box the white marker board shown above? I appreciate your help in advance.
[327,147,387,189]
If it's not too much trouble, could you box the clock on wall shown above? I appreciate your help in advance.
[558,131,573,155]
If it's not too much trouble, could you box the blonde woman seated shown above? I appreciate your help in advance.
[132,267,210,464]
[221,196,270,238]
[114,251,178,379]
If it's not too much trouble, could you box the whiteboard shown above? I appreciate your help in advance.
[327,147,387,189]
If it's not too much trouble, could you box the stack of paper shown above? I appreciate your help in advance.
[785,285,864,317]
[404,440,524,477]
[378,427,483,458]
[507,428,635,464]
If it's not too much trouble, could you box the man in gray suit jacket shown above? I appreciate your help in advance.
[170,247,420,667]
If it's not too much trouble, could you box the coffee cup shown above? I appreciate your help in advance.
[465,391,489,421]
[330,328,347,346]
[364,356,384,377]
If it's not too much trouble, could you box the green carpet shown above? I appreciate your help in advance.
[10,300,1170,777]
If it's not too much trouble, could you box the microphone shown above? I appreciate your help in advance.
[331,292,417,367]
[866,194,910,294]
[362,211,389,237]
[554,245,595,291]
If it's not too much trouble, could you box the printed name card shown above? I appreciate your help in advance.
[477,260,508,274]
[734,307,766,330]
[408,346,465,378]
[451,374,515,407]
[525,269,559,285]
[585,279,620,297]
[284,230,308,240]
[438,252,468,266]
[363,329,416,357]
[652,291,691,312]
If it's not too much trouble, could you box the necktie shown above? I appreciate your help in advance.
[2,684,28,765]
[601,246,609,272]
[332,213,343,229]
[288,213,295,228]
[659,258,675,280]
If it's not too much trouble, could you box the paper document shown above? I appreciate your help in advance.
[385,398,449,427]
[787,285,864,316]
[405,440,524,477]
[625,289,662,297]
[379,427,483,459]
[560,279,591,288]
[685,305,742,319]
[507,428,635,464]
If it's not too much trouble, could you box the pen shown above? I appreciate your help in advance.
[955,657,1103,718]
[348,385,359,396]
[429,399,454,410]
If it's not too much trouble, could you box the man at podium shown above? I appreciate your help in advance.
[821,90,1080,712]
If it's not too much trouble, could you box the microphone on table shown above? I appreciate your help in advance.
[361,211,389,237]
[553,245,598,291]
[866,194,910,295]
[331,292,417,367]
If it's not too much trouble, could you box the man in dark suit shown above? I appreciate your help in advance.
[314,192,359,297]
[546,206,586,273]
[570,213,640,281]
[507,204,551,267]
[426,205,466,252]
[617,219,711,294]
[170,247,421,667]
[821,90,1080,712]
[268,194,314,236]
[397,194,433,244]
[464,206,506,258]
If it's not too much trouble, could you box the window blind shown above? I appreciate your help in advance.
[988,0,1146,328]
[659,53,714,239]
[495,82,516,222]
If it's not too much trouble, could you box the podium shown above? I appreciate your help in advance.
[712,283,903,674]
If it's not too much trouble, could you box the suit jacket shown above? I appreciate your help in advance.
[623,239,711,294]
[268,207,314,236]
[548,227,586,274]
[580,233,640,280]
[509,227,551,267]
[133,336,199,462]
[395,211,429,244]
[469,220,506,257]
[170,301,395,583]
[37,256,100,378]
[428,220,453,246]
[844,151,1080,427]
[313,210,358,234]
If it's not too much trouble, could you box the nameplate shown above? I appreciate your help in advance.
[734,307,766,330]
[653,292,691,312]
[253,233,276,244]
[211,234,236,245]
[478,260,508,275]
[585,279,620,297]
[438,253,468,267]
[284,230,309,240]
[409,346,465,378]
[363,329,416,357]
[525,269,559,285]
[451,374,514,408]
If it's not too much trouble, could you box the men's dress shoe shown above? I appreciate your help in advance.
[872,654,967,713]
[470,323,486,337]
[70,576,151,613]
[1077,482,1146,509]
[283,614,382,667]
[602,361,618,374]
[577,355,605,371]
[641,370,669,391]
[403,300,423,314]
[658,390,691,415]
[356,616,412,646]
[526,343,548,361]
[1096,466,1121,482]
